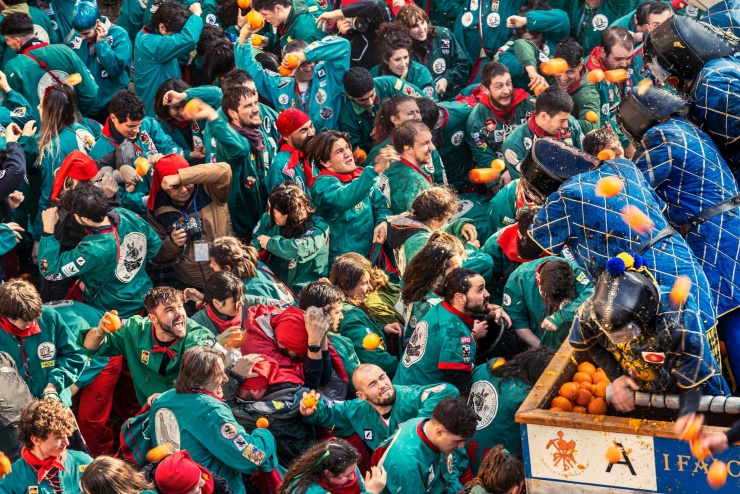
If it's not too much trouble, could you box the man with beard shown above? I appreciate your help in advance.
[266,109,316,193]
[394,268,490,397]
[553,38,601,134]
[299,363,459,451]
[464,62,535,185]
[80,286,218,406]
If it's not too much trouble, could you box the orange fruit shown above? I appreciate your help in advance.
[550,407,563,412]
[592,372,610,385]
[606,446,621,463]
[0,452,11,475]
[605,69,629,83]
[468,168,500,184]
[572,406,587,414]
[573,372,593,385]
[362,333,381,350]
[103,310,121,332]
[621,205,654,235]
[237,0,250,8]
[246,10,264,29]
[551,396,573,412]
[585,111,599,123]
[636,78,653,96]
[587,69,605,84]
[146,443,174,462]
[353,148,367,165]
[251,34,263,46]
[690,439,710,461]
[135,156,151,176]
[579,382,593,393]
[256,417,269,428]
[707,461,727,489]
[182,98,203,120]
[578,362,597,375]
[66,73,82,85]
[596,176,623,197]
[575,388,593,407]
[284,53,300,69]
[597,148,616,161]
[490,158,506,172]
[593,381,608,399]
[680,415,704,442]
[303,395,318,408]
[278,66,292,76]
[539,58,569,76]
[588,397,607,415]
[223,330,244,349]
[559,382,579,401]
[533,83,546,95]
[669,276,692,307]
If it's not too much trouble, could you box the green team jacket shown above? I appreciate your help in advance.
[244,262,297,308]
[328,331,361,395]
[394,301,475,388]
[251,212,329,293]
[148,390,277,494]
[435,100,474,189]
[67,19,131,116]
[370,61,437,100]
[210,113,275,238]
[567,69,602,134]
[338,76,422,154]
[302,468,367,494]
[89,116,182,216]
[0,3,59,70]
[79,316,216,405]
[466,359,531,472]
[235,36,350,132]
[117,0,146,40]
[190,305,246,337]
[416,0,461,29]
[38,208,162,318]
[0,306,85,405]
[403,292,441,345]
[0,450,92,494]
[502,256,593,350]
[304,382,459,450]
[480,225,522,305]
[454,0,526,63]
[501,115,584,180]
[555,0,636,53]
[338,302,398,379]
[133,13,203,117]
[5,41,98,118]
[466,94,535,170]
[486,178,517,234]
[310,166,391,262]
[366,135,446,186]
[0,223,18,255]
[46,0,76,42]
[412,27,470,100]
[263,0,325,54]
[380,158,435,215]
[586,62,642,149]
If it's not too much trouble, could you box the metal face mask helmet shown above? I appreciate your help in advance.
[643,15,740,93]
[616,86,689,144]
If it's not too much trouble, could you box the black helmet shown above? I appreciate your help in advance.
[591,264,660,344]
[643,15,740,93]
[520,137,599,203]
[616,86,689,144]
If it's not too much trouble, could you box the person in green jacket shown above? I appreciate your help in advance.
[462,445,525,494]
[79,456,158,494]
[0,400,93,494]
[252,183,329,293]
[465,349,553,471]
[67,2,131,122]
[0,279,86,405]
[38,185,161,319]
[502,86,584,180]
[370,26,437,99]
[267,108,316,193]
[503,256,594,350]
[154,78,212,165]
[252,0,324,54]
[0,13,98,118]
[486,178,520,234]
[301,363,459,450]
[306,130,394,262]
[134,2,203,117]
[553,38,602,134]
[397,5,471,100]
[117,0,146,41]
[558,0,637,53]
[0,0,58,70]
[188,271,246,339]
[339,68,422,157]
[79,286,219,406]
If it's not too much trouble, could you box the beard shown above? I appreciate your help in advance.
[239,116,262,130]
[464,297,490,317]
[160,315,187,338]
[368,387,396,407]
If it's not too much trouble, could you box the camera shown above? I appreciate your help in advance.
[172,216,202,240]
[347,16,369,32]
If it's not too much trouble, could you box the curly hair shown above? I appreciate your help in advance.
[376,22,413,75]
[280,440,360,494]
[211,236,259,279]
[18,400,75,448]
[396,5,438,39]
[268,182,316,238]
[409,186,459,223]
[0,279,43,321]
[466,445,524,494]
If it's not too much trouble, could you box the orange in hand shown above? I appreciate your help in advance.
[595,176,623,197]
[0,451,11,475]
[605,69,629,83]
[256,417,269,428]
[362,333,381,350]
[284,54,300,69]
[182,98,203,120]
[251,34,263,46]
[135,156,151,176]
[606,446,621,464]
[237,0,251,8]
[690,439,710,461]
[621,205,654,235]
[303,394,318,408]
[103,310,121,332]
[587,69,605,84]
[468,168,500,184]
[490,159,506,172]
[680,414,704,442]
[669,276,692,308]
[66,73,82,85]
[278,66,293,76]
[223,330,244,350]
[353,148,367,165]
[707,461,727,489]
[585,111,599,123]
[146,443,174,463]
[540,58,569,76]
[246,10,264,29]
[533,83,546,96]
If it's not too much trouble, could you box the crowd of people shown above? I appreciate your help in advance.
[0,0,739,491]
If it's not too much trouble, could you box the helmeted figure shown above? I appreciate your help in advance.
[643,15,740,173]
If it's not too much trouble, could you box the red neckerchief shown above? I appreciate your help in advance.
[312,167,363,186]
[586,46,607,72]
[317,470,362,494]
[200,387,225,403]
[171,119,191,129]
[149,326,178,359]
[278,140,314,188]
[496,224,529,263]
[416,420,441,453]
[566,67,586,94]
[477,87,531,124]
[21,41,49,54]
[441,301,475,329]
[101,118,143,153]
[528,112,570,140]
[0,316,41,338]
[206,304,242,334]
[21,447,66,484]
[398,157,432,184]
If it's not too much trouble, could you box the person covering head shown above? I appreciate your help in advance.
[147,154,189,211]
[238,354,303,392]
[155,450,215,494]
[50,151,99,202]
[273,306,310,356]
[276,108,310,137]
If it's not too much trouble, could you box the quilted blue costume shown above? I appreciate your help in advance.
[700,0,740,36]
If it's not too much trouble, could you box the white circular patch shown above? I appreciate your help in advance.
[38,70,70,100]
[206,13,217,24]
[469,0,478,11]
[115,232,147,283]
[423,86,435,98]
[461,12,474,27]
[523,137,532,150]
[592,14,609,31]
[154,408,181,451]
[402,321,428,368]
[278,94,290,105]
[451,199,474,221]
[685,4,698,16]
[538,52,550,64]
[451,131,464,146]
[486,13,500,28]
[502,293,512,306]
[220,422,238,440]
[601,103,610,116]
[432,58,446,75]
[37,342,56,361]
[75,128,96,153]
[468,380,499,429]
[423,162,435,174]
[315,88,327,105]
[33,25,50,43]
[504,148,519,166]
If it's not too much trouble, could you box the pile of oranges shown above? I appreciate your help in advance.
[549,362,610,415]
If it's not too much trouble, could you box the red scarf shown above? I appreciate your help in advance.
[585,46,607,72]
[279,140,315,188]
[150,327,178,359]
[21,447,66,484]
[528,112,570,140]
[416,420,441,452]
[496,224,530,263]
[566,67,586,94]
[398,157,432,184]
[171,119,191,129]
[101,117,144,153]
[458,85,530,122]
[312,167,363,186]
[441,301,475,329]
[200,387,225,403]
[206,304,242,334]
[316,471,363,494]
[0,317,41,338]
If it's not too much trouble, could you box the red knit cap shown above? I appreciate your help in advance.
[155,450,214,494]
[276,108,310,137]
[50,151,98,202]
[273,306,309,355]
[147,154,190,211]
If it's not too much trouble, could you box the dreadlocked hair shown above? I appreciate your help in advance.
[280,440,360,494]
[402,241,459,303]
[491,347,555,386]
[465,445,524,494]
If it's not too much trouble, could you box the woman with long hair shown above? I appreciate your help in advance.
[463,445,526,494]
[281,440,386,494]
[252,182,330,293]
[370,23,436,99]
[80,456,156,494]
[329,253,402,379]
[210,236,296,308]
[396,5,470,99]
[153,78,208,164]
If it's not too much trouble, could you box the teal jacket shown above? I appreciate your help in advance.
[0,3,59,70]
[435,100,473,189]
[0,450,92,494]
[338,302,398,379]
[265,142,317,194]
[244,262,297,309]
[555,0,636,53]
[366,135,446,186]
[263,0,324,54]
[454,0,526,65]
[411,26,470,99]
[118,0,146,40]
[370,61,437,100]
[486,178,518,234]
